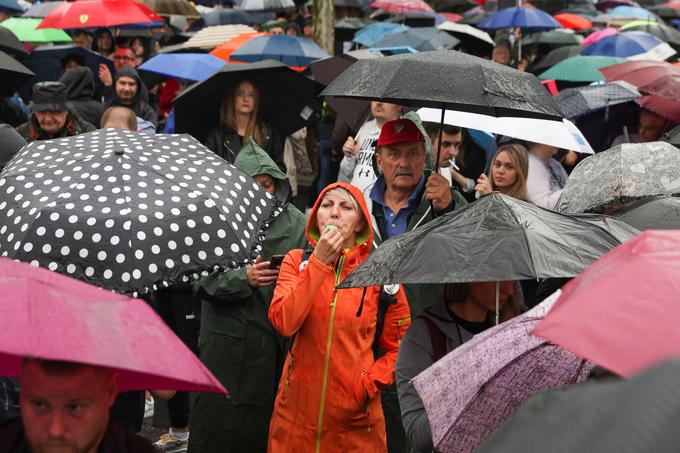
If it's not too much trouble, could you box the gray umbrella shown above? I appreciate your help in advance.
[611,196,680,230]
[338,193,638,289]
[555,141,680,214]
[521,29,582,47]
[373,27,461,51]
[321,50,564,120]
[476,360,680,453]
[662,125,679,146]
[553,81,641,119]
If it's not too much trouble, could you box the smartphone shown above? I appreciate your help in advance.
[269,254,285,270]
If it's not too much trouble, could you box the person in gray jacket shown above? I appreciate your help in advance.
[395,282,523,453]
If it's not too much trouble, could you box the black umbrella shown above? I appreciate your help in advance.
[0,50,34,98]
[174,60,323,143]
[0,26,28,58]
[528,44,583,74]
[0,129,281,295]
[648,5,680,20]
[521,30,583,47]
[611,196,680,230]
[555,141,680,213]
[373,27,461,51]
[0,124,26,170]
[321,50,563,120]
[311,50,380,132]
[476,360,680,453]
[20,44,114,102]
[338,193,637,289]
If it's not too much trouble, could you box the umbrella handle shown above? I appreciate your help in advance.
[431,105,446,218]
[495,280,500,326]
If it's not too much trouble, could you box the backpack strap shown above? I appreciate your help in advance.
[420,316,447,362]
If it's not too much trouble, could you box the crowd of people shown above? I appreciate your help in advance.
[0,0,678,452]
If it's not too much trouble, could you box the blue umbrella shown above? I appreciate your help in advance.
[0,0,22,14]
[352,22,409,47]
[582,31,676,61]
[366,46,417,55]
[478,6,562,31]
[22,1,63,18]
[138,53,226,82]
[230,34,329,67]
[606,6,661,21]
[373,27,460,51]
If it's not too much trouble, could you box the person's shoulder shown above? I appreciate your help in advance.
[123,431,157,453]
[0,417,26,453]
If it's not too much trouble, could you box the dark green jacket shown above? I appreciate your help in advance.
[188,139,307,453]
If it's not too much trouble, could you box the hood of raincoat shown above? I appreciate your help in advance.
[59,66,95,101]
[306,181,373,256]
[111,67,146,106]
[234,137,291,204]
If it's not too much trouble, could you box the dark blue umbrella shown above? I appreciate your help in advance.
[230,35,329,67]
[138,53,226,81]
[0,0,22,14]
[478,6,562,31]
[20,44,115,101]
[581,31,676,60]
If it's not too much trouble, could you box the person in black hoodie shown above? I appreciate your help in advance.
[104,67,157,127]
[59,66,105,127]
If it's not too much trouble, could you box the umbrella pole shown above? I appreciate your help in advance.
[431,104,446,217]
[495,280,500,325]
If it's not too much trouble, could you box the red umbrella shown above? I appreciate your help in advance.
[370,0,434,13]
[554,13,593,30]
[533,230,680,378]
[37,0,162,29]
[210,31,269,62]
[441,12,463,22]
[601,60,680,94]
[0,258,226,395]
[636,95,680,123]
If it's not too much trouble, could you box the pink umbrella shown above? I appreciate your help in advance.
[370,0,434,13]
[581,27,618,46]
[0,258,226,395]
[534,230,680,379]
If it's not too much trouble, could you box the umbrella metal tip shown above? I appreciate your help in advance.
[115,149,124,156]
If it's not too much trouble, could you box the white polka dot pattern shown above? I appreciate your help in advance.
[0,129,281,295]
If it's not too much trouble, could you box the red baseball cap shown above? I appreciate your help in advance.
[377,118,425,147]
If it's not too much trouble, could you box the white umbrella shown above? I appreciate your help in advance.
[418,107,594,154]
[437,21,494,46]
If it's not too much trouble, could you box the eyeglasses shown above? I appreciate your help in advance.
[113,56,133,61]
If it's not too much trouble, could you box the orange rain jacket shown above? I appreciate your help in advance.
[268,182,412,453]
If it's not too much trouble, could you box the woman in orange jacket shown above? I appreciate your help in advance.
[268,182,412,453]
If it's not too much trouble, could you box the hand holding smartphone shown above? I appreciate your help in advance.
[269,254,285,270]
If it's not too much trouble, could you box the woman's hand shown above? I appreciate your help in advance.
[312,226,344,265]
[475,173,493,197]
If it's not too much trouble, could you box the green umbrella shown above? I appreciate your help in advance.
[539,56,626,82]
[0,18,72,44]
[522,30,583,47]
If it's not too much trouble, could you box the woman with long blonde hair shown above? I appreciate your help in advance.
[475,143,529,200]
[204,79,284,169]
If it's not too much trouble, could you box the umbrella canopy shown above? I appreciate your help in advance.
[527,44,582,74]
[0,18,72,43]
[663,125,680,145]
[437,21,494,47]
[352,22,409,47]
[555,141,680,213]
[22,1,64,18]
[0,50,34,98]
[553,80,641,118]
[477,360,680,453]
[606,4,661,19]
[0,129,281,295]
[37,0,163,29]
[581,27,618,45]
[174,60,323,141]
[621,19,680,49]
[0,0,20,14]
[139,0,201,17]
[230,34,329,67]
[636,93,680,123]
[20,44,115,102]
[370,0,434,13]
[0,26,27,58]
[612,196,680,229]
[0,258,226,395]
[201,8,267,26]
[412,291,593,453]
[478,6,562,31]
[596,0,642,11]
[534,230,680,378]
[322,50,564,120]
[210,31,268,62]
[418,107,594,154]
[335,17,374,30]
[138,53,225,81]
[648,4,680,19]
[600,59,680,89]
[554,12,593,29]
[338,193,636,289]
[373,27,460,51]
[539,55,625,82]
[581,31,676,60]
[183,24,257,50]
[238,0,295,11]
[521,29,583,46]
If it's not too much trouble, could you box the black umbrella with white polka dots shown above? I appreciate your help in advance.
[0,128,281,295]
